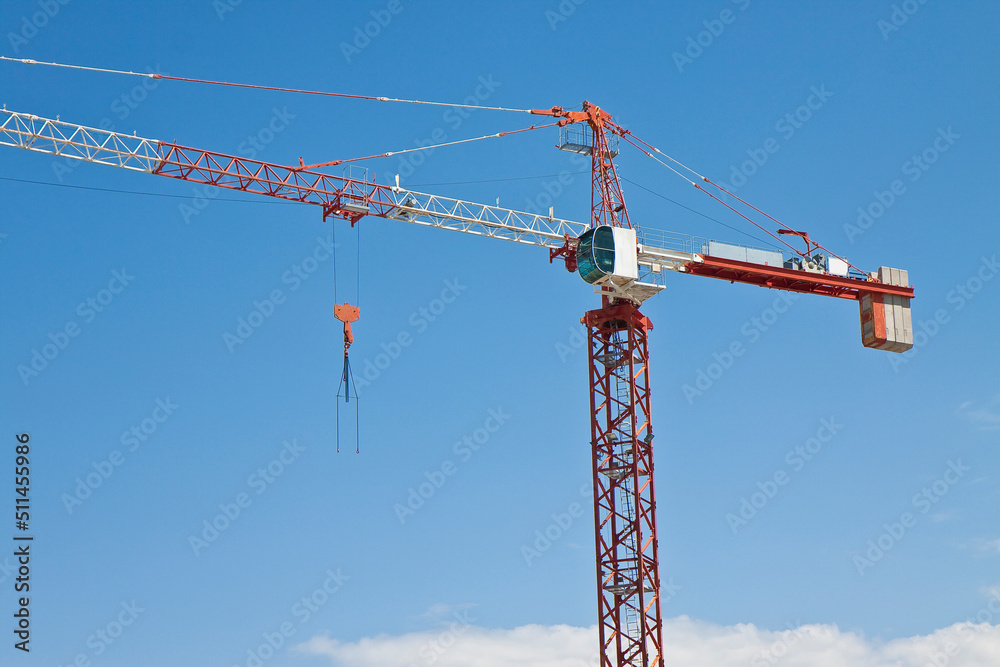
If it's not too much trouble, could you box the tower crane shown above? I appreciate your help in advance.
[0,66,914,667]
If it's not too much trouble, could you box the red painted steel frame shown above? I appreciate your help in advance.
[532,101,631,229]
[153,142,394,224]
[585,303,663,667]
[685,256,915,301]
[586,106,630,230]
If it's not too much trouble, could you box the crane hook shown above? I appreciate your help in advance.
[334,303,361,453]
[334,302,360,357]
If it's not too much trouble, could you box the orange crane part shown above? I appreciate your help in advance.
[334,303,360,354]
[333,303,361,454]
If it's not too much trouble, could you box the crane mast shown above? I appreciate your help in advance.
[530,102,666,665]
[0,104,915,667]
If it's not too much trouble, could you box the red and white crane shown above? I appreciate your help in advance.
[0,70,913,667]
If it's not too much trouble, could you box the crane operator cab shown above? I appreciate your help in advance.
[576,224,640,289]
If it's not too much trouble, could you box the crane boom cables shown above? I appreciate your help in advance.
[297,122,559,170]
[618,128,867,276]
[3,55,866,276]
[617,131,802,255]
[0,56,534,113]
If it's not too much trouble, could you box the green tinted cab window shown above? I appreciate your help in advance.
[577,226,616,284]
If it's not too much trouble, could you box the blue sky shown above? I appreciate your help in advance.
[0,1,998,666]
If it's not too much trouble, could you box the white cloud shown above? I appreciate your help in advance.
[294,623,593,667]
[958,394,1000,431]
[977,539,1000,555]
[978,584,1000,598]
[959,538,1000,556]
[294,616,1000,667]
[412,602,476,623]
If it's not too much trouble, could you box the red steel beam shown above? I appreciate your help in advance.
[153,142,394,224]
[684,255,915,300]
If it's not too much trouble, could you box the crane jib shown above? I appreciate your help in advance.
[0,107,914,352]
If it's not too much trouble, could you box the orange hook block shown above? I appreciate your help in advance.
[334,303,360,350]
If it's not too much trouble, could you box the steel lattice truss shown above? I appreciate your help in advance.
[2,109,915,306]
[1,109,590,249]
[0,109,162,171]
[0,109,702,283]
[586,303,663,667]
[588,108,630,230]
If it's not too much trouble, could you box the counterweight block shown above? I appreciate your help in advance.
[860,267,913,353]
